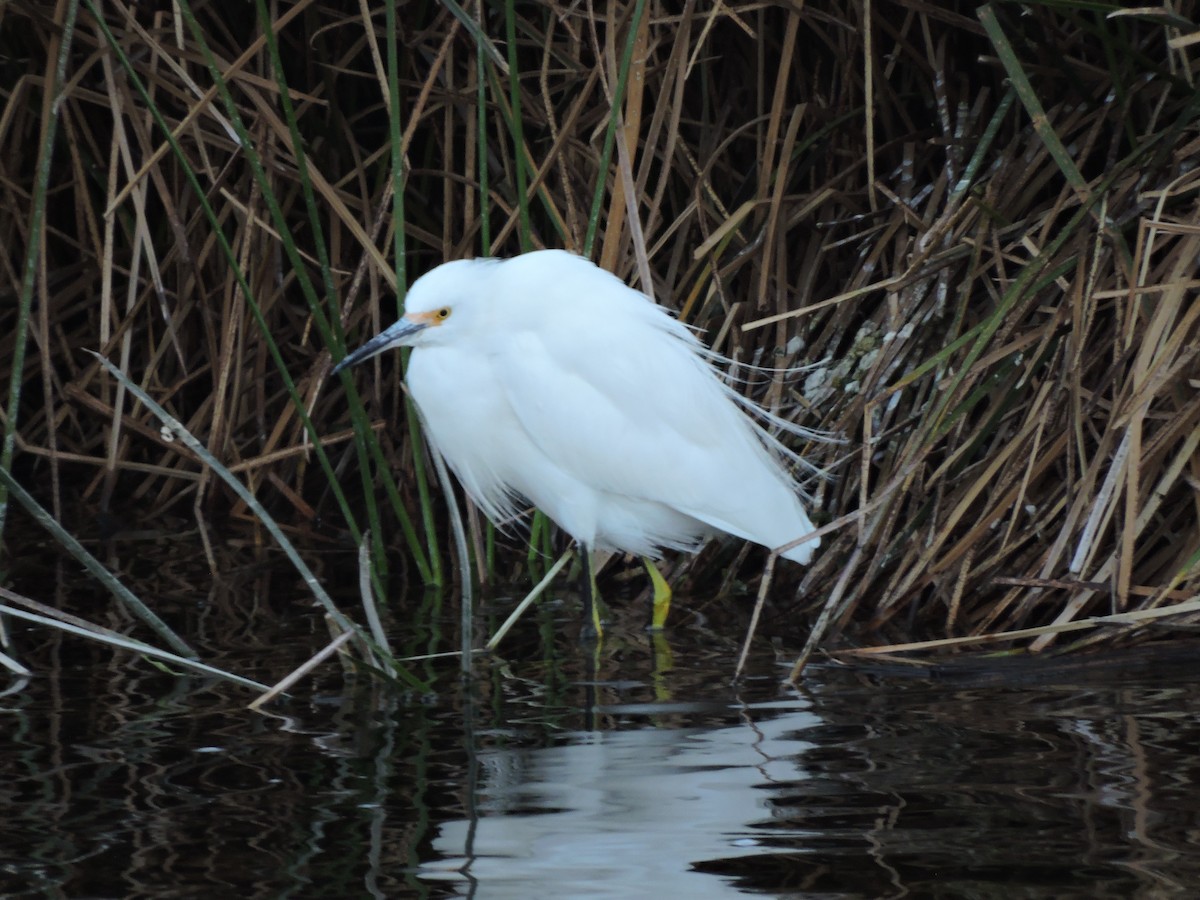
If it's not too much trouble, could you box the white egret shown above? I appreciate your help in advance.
[333,250,819,635]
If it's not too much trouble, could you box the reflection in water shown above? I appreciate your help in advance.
[2,608,1200,898]
[423,703,820,898]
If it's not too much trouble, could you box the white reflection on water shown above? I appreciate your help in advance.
[421,700,820,898]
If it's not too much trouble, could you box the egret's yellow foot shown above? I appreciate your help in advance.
[643,557,673,630]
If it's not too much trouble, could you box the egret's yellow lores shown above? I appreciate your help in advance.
[333,250,819,634]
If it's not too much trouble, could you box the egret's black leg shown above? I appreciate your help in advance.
[579,544,602,641]
[583,648,598,731]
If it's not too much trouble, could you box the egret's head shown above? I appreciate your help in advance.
[332,259,495,374]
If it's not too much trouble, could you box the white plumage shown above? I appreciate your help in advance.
[335,249,819,569]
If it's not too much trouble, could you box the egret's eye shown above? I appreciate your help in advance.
[435,307,451,321]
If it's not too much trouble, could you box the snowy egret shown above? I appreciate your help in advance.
[333,250,819,634]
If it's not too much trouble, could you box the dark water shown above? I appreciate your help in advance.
[3,599,1200,899]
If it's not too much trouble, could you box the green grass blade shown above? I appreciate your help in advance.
[583,0,648,257]
[505,0,532,252]
[978,5,1090,197]
[252,0,394,594]
[0,0,80,546]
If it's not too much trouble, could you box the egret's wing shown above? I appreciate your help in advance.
[493,312,780,520]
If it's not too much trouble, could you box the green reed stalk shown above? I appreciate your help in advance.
[583,0,647,257]
[0,0,79,548]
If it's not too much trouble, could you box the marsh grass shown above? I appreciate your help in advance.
[1,0,1199,682]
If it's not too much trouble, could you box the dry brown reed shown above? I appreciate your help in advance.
[2,0,1199,664]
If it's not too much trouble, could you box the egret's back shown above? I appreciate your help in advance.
[402,251,820,565]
